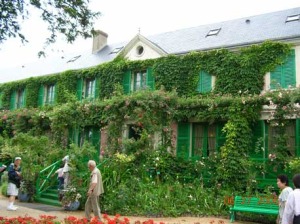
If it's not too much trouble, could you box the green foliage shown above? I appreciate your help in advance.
[0,0,100,52]
[0,181,8,196]
[0,41,291,108]
[287,157,300,174]
[1,133,62,187]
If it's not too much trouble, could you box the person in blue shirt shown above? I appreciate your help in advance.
[7,157,22,211]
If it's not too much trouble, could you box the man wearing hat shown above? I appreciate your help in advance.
[7,157,22,211]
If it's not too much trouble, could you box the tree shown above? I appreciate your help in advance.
[0,0,100,56]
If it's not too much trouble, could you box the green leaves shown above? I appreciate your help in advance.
[0,0,100,51]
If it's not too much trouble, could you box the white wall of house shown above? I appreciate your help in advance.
[125,41,162,60]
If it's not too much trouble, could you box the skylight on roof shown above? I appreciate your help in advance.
[286,14,300,22]
[206,28,221,37]
[110,47,124,54]
[67,55,81,63]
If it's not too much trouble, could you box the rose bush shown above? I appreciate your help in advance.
[0,214,165,224]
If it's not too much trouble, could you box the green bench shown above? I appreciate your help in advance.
[230,196,279,222]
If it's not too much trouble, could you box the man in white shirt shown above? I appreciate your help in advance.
[85,160,104,221]
[282,174,300,224]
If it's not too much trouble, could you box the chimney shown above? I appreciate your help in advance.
[92,30,108,54]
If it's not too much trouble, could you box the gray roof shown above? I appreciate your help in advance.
[147,7,300,54]
[1,7,300,84]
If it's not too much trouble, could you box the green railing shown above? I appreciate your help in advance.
[35,160,61,198]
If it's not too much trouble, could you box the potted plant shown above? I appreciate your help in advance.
[18,180,35,202]
[61,186,82,210]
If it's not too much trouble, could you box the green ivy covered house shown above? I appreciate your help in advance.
[1,7,300,188]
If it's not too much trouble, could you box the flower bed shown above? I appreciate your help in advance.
[0,214,165,224]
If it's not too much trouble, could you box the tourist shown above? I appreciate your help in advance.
[277,174,293,224]
[7,157,22,211]
[85,160,104,221]
[282,174,300,224]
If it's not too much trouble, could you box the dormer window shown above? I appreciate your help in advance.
[286,14,300,22]
[110,47,124,54]
[67,55,81,63]
[206,28,221,37]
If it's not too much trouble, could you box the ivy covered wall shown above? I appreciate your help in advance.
[0,40,298,190]
[0,41,291,109]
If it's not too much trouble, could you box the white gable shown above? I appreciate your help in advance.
[125,41,162,60]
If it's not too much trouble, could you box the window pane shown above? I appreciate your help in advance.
[85,79,95,98]
[16,90,25,108]
[207,125,216,156]
[268,122,295,156]
[193,124,204,157]
[46,85,55,104]
[134,71,147,91]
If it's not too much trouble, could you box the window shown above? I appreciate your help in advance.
[69,127,100,153]
[45,85,55,105]
[134,71,147,91]
[177,122,225,160]
[197,71,212,93]
[67,55,81,63]
[136,45,144,56]
[193,124,217,158]
[76,78,99,101]
[128,125,142,140]
[16,90,25,109]
[286,14,300,22]
[110,47,124,54]
[206,28,221,37]
[38,84,56,106]
[122,68,155,94]
[270,50,296,89]
[268,122,295,156]
[251,120,297,158]
[84,79,96,99]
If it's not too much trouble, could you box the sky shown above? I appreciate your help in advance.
[0,0,299,69]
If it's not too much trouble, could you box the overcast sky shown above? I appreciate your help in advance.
[0,0,299,69]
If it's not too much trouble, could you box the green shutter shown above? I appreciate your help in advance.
[76,79,83,101]
[53,85,57,105]
[38,86,44,106]
[271,49,296,89]
[296,119,300,157]
[122,71,131,94]
[177,122,190,159]
[197,71,212,93]
[92,127,101,160]
[270,66,282,89]
[68,127,80,146]
[283,50,296,88]
[146,68,155,90]
[10,91,16,110]
[95,78,100,99]
[22,89,26,108]
[250,120,264,158]
[216,123,226,151]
